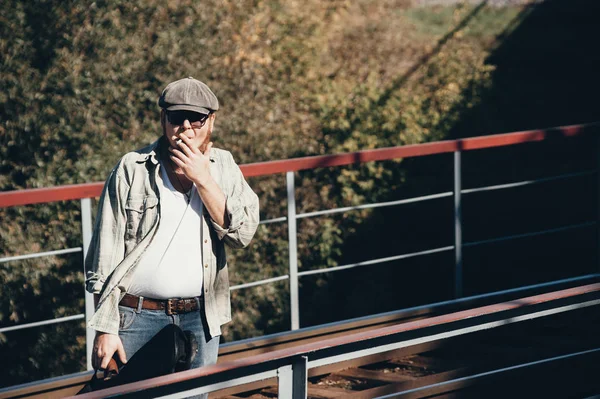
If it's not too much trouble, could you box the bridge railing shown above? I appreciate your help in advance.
[1,122,599,371]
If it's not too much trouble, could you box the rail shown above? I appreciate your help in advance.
[1,122,599,371]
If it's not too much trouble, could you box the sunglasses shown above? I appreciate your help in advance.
[166,111,210,128]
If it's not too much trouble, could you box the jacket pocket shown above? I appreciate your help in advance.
[124,196,159,244]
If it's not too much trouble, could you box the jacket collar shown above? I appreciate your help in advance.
[133,138,161,165]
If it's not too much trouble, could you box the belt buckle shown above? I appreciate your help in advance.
[166,299,180,316]
[166,299,194,315]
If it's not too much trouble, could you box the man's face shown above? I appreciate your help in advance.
[162,110,215,153]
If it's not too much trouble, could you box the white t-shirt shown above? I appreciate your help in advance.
[127,165,204,299]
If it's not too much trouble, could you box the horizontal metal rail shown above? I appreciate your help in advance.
[259,170,594,223]
[259,216,287,224]
[0,219,286,264]
[297,192,454,219]
[298,246,454,277]
[420,273,600,309]
[298,221,595,277]
[461,170,595,194]
[230,275,290,291]
[0,247,82,264]
[463,221,596,247]
[1,278,295,334]
[0,314,84,333]
[163,370,279,398]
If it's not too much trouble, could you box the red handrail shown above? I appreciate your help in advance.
[1,122,597,208]
[0,183,104,208]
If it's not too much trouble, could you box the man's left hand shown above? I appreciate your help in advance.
[169,135,213,187]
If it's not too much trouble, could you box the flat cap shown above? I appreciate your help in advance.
[158,77,219,114]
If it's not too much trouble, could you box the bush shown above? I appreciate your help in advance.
[1,0,525,386]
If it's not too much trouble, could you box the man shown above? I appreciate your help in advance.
[84,77,260,383]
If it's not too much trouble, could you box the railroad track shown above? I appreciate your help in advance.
[215,305,600,398]
[2,278,599,398]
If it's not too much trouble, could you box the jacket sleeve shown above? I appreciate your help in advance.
[84,164,128,294]
[209,152,260,249]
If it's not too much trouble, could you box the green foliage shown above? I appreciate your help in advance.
[0,0,525,386]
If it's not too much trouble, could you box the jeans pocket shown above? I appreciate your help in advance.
[118,306,137,330]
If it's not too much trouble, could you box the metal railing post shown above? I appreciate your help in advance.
[80,198,94,371]
[454,151,463,298]
[278,356,307,398]
[287,171,300,330]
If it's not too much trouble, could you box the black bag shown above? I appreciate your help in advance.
[78,324,198,394]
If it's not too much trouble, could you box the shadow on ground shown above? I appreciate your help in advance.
[300,0,600,327]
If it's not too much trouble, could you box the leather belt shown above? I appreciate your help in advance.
[119,293,202,315]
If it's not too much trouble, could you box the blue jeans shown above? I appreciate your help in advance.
[118,304,220,398]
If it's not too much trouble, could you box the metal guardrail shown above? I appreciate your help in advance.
[0,314,85,334]
[0,122,598,371]
[0,247,83,264]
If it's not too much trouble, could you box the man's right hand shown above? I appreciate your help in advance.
[92,331,127,370]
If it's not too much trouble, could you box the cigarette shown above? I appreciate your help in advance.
[175,138,183,145]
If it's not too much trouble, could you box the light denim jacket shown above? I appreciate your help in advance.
[84,138,259,337]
